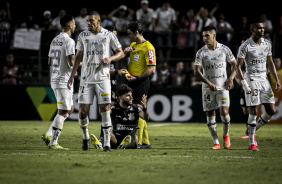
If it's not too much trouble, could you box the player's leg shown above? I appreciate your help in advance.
[240,89,249,138]
[79,103,91,150]
[137,118,144,147]
[110,133,118,149]
[141,118,151,149]
[247,106,259,151]
[206,110,220,149]
[256,83,276,131]
[217,90,231,149]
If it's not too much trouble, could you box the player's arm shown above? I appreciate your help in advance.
[236,58,252,93]
[67,50,83,89]
[139,94,149,121]
[123,47,134,57]
[195,65,217,91]
[110,69,128,76]
[267,56,281,91]
[67,55,75,66]
[48,57,51,66]
[225,59,236,90]
[100,47,124,65]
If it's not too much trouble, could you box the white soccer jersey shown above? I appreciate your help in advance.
[195,42,235,90]
[76,27,122,83]
[237,37,272,81]
[49,32,75,89]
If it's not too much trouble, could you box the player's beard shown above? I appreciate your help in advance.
[122,100,132,107]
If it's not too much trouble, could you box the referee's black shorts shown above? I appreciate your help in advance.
[126,77,150,105]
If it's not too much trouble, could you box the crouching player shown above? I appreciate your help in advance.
[91,84,149,149]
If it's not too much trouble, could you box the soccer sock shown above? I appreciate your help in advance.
[221,114,230,137]
[256,112,272,131]
[247,115,257,146]
[49,114,65,145]
[207,116,219,145]
[142,119,150,145]
[101,111,111,147]
[79,116,89,140]
[47,113,69,136]
[64,113,69,120]
[137,118,145,145]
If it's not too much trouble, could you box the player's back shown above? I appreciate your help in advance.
[128,41,156,76]
[49,32,75,89]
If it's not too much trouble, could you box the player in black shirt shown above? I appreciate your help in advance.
[111,84,149,149]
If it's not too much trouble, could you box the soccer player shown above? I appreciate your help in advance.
[41,14,76,150]
[195,26,236,150]
[92,84,149,149]
[236,20,281,151]
[123,20,156,149]
[67,11,124,152]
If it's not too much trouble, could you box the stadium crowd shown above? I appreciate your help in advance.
[1,1,282,88]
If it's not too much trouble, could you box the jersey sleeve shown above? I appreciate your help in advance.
[225,46,235,62]
[267,40,272,56]
[145,43,156,66]
[109,32,122,51]
[65,39,75,56]
[137,106,143,113]
[237,44,247,59]
[194,50,203,66]
[76,33,84,51]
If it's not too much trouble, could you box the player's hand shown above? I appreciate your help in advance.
[67,77,73,90]
[74,71,78,78]
[141,94,147,109]
[241,79,252,94]
[208,83,217,91]
[100,58,111,65]
[275,81,281,92]
[125,75,136,82]
[225,79,234,90]
[124,47,134,55]
[118,69,128,77]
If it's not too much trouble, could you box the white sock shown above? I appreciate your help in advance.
[256,112,272,131]
[49,114,65,145]
[221,115,230,137]
[101,111,112,147]
[46,121,55,137]
[207,116,219,145]
[248,115,257,146]
[79,116,89,140]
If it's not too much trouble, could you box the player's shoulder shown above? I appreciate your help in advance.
[144,41,155,50]
[262,38,271,45]
[196,45,207,55]
[78,30,91,38]
[131,105,142,112]
[130,42,136,47]
[240,38,252,50]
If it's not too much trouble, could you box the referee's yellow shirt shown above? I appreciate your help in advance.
[128,41,156,76]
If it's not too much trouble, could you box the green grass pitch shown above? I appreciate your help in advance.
[0,121,282,184]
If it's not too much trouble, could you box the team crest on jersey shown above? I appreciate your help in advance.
[128,113,135,121]
[148,50,154,64]
[134,55,139,62]
[264,47,269,52]
[218,52,223,58]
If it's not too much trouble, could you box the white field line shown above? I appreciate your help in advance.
[1,152,259,159]
[148,123,184,127]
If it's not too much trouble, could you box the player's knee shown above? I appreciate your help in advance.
[221,114,230,123]
[67,105,74,115]
[79,109,88,119]
[265,108,276,116]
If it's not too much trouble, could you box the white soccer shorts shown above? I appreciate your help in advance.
[244,79,275,106]
[202,88,230,111]
[53,88,73,110]
[78,81,111,105]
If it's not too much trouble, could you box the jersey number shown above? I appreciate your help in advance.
[204,95,210,101]
[50,49,61,68]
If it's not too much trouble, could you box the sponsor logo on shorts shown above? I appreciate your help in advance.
[148,50,154,64]
[219,98,227,100]
[267,94,274,98]
[100,93,109,97]
[57,101,63,105]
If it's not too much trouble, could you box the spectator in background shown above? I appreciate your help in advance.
[108,5,135,47]
[176,9,198,49]
[49,9,66,33]
[100,14,113,28]
[74,7,88,41]
[0,2,13,58]
[269,57,282,88]
[216,13,234,45]
[1,53,21,85]
[188,61,202,88]
[152,2,177,63]
[136,0,154,32]
[171,61,186,88]
[20,14,39,30]
[157,61,171,87]
[260,13,273,43]
[39,10,52,30]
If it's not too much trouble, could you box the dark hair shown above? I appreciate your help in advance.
[60,14,74,28]
[89,11,100,18]
[250,19,262,30]
[127,21,143,35]
[203,26,216,32]
[116,84,133,97]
